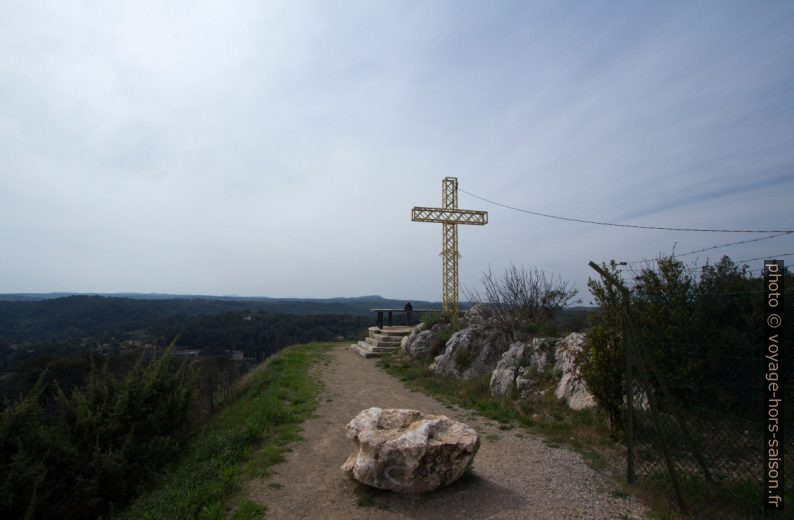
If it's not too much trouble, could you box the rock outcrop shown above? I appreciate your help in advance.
[341,407,480,493]
[457,303,493,329]
[489,338,559,397]
[429,326,509,380]
[398,313,596,412]
[553,333,596,410]
[488,341,525,397]
[400,323,449,359]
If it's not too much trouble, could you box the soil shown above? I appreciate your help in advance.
[243,345,648,519]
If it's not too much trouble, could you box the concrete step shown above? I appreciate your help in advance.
[351,344,381,358]
[371,333,404,343]
[364,337,401,349]
[367,326,414,337]
[351,342,398,358]
[359,340,399,353]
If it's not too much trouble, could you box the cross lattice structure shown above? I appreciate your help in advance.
[412,177,488,316]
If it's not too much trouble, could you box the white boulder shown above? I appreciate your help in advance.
[429,327,509,380]
[341,407,480,493]
[554,333,596,410]
[488,338,558,397]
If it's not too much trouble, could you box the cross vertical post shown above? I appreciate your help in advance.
[442,177,459,315]
[412,177,488,317]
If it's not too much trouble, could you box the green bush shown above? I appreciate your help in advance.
[0,346,195,519]
[581,256,792,435]
[420,311,448,329]
[452,342,476,369]
[580,260,625,435]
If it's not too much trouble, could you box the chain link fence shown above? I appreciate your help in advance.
[590,261,791,519]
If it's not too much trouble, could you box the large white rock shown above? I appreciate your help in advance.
[459,303,493,328]
[515,367,533,397]
[488,341,526,396]
[429,326,509,379]
[401,330,434,358]
[554,333,596,410]
[341,407,480,493]
[488,338,559,397]
[401,323,448,360]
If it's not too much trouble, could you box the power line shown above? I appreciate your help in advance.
[624,231,793,265]
[459,188,794,233]
[735,253,794,263]
[676,232,793,256]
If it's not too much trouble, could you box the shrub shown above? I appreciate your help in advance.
[0,346,196,519]
[581,255,792,435]
[579,260,625,435]
[466,264,577,339]
[420,312,449,329]
[452,344,474,369]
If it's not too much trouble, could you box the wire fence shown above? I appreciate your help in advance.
[590,262,792,519]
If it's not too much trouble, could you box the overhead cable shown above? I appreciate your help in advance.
[460,189,794,233]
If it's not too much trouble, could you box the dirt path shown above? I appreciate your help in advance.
[244,346,648,519]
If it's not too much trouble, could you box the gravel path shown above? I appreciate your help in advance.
[244,345,648,519]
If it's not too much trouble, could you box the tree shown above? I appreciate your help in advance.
[579,260,625,435]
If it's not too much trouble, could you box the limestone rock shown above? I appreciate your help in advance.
[528,337,558,373]
[460,303,492,328]
[341,407,480,493]
[488,341,526,397]
[400,328,418,351]
[401,330,433,358]
[489,365,516,397]
[401,323,448,360]
[554,333,596,410]
[429,326,509,380]
[488,338,558,397]
[515,367,533,398]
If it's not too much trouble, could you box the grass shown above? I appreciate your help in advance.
[230,499,265,520]
[377,354,613,457]
[118,342,335,520]
[628,470,794,520]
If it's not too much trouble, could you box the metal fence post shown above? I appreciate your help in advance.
[623,293,635,484]
[589,262,635,483]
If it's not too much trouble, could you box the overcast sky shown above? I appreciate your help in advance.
[2,1,793,301]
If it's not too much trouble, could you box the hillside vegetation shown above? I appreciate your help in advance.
[0,295,395,342]
[0,342,334,519]
[120,342,334,519]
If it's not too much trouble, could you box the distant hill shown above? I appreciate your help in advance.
[0,293,590,343]
[0,292,434,305]
[0,295,441,343]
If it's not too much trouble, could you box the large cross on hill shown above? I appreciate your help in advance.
[412,177,488,316]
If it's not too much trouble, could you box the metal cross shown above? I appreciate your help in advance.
[411,177,488,316]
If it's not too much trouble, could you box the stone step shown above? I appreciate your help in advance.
[363,339,401,351]
[351,344,381,358]
[368,326,414,337]
[351,342,398,358]
[371,333,404,343]
[359,340,399,353]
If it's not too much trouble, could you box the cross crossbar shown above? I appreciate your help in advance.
[411,207,488,225]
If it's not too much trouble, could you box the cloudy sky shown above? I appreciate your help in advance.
[2,1,793,301]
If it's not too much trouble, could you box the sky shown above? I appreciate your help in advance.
[1,1,793,302]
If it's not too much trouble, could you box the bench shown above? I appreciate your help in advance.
[371,308,441,328]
